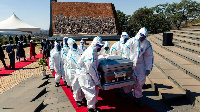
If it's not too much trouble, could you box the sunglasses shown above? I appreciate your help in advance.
[122,35,128,37]
[96,44,104,48]
[140,33,147,37]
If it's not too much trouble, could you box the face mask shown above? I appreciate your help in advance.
[64,38,68,47]
[80,42,84,45]
[139,36,146,42]
[73,43,78,50]
[104,47,109,51]
[97,48,101,52]
[124,38,128,43]
[57,45,61,51]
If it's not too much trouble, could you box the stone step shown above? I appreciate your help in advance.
[150,35,200,65]
[147,65,185,101]
[159,33,200,47]
[170,30,200,36]
[154,34,200,55]
[150,43,200,109]
[172,33,200,41]
[149,38,200,81]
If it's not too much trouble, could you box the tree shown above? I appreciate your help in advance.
[116,10,131,32]
[129,7,171,34]
[178,0,200,25]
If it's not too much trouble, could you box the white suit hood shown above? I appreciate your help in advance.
[68,38,77,51]
[91,36,104,49]
[135,27,148,40]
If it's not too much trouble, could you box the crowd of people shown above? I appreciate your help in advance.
[0,35,37,69]
[8,35,32,46]
[49,27,154,112]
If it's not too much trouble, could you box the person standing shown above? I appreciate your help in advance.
[123,27,154,107]
[61,37,69,87]
[5,40,15,69]
[16,41,26,62]
[15,35,19,45]
[0,43,8,69]
[110,32,129,56]
[45,40,51,58]
[49,43,66,87]
[28,34,31,42]
[77,36,104,112]
[30,40,36,60]
[41,39,46,58]
[67,38,84,107]
[78,39,87,55]
[9,35,13,41]
[20,35,23,41]
[24,35,27,45]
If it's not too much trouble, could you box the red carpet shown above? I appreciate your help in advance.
[0,54,43,78]
[50,67,157,112]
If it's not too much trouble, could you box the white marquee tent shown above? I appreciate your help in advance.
[0,13,40,33]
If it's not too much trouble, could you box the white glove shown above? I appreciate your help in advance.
[145,70,150,76]
[51,69,54,73]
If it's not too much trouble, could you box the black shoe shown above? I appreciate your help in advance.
[88,108,101,112]
[55,83,59,87]
[82,97,87,104]
[88,108,95,112]
[64,81,67,86]
[134,98,143,108]
[95,108,102,112]
[70,87,73,92]
[76,101,82,107]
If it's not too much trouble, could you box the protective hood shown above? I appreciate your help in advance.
[55,42,61,51]
[135,27,148,40]
[80,39,84,45]
[120,32,129,44]
[68,38,77,50]
[121,32,129,38]
[91,36,104,48]
[63,37,69,47]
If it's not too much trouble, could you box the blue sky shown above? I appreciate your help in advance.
[0,0,199,30]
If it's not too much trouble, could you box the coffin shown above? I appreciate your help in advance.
[98,55,134,90]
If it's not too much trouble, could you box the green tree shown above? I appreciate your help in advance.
[129,7,171,34]
[116,10,131,32]
[178,0,200,25]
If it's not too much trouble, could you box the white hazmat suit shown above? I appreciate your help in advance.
[49,43,66,86]
[66,38,84,105]
[123,27,154,98]
[78,39,87,55]
[61,37,70,86]
[77,36,104,110]
[110,32,129,56]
